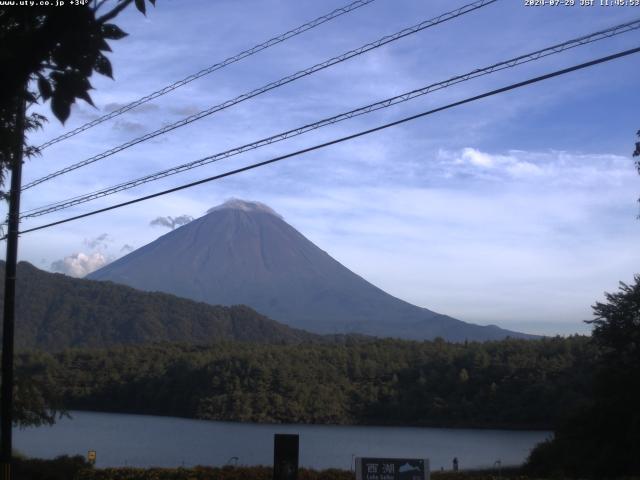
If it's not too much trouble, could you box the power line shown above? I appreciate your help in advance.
[13,45,640,239]
[23,0,497,191]
[20,18,640,219]
[35,0,377,151]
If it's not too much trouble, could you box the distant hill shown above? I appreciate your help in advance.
[0,261,319,351]
[89,199,534,341]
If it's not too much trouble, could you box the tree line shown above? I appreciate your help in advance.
[16,335,595,430]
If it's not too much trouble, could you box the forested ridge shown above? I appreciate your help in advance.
[18,336,595,429]
[0,261,322,350]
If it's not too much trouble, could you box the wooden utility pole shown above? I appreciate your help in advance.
[1,96,26,480]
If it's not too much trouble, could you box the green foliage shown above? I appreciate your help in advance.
[0,261,319,351]
[0,91,46,202]
[0,260,318,428]
[11,460,537,480]
[17,336,595,430]
[526,276,640,477]
[13,350,67,427]
[63,465,353,480]
[37,464,532,480]
[14,455,92,480]
[0,0,155,123]
[0,349,67,428]
[635,130,639,210]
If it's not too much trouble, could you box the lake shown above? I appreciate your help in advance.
[14,411,551,471]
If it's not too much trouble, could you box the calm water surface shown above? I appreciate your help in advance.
[15,411,550,470]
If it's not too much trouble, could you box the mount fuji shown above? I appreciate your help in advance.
[88,199,533,341]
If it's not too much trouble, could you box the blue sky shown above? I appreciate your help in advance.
[5,0,640,335]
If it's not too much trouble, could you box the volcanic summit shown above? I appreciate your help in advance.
[88,199,531,341]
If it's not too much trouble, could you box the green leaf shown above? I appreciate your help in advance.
[51,95,71,124]
[37,77,53,101]
[134,0,146,15]
[94,53,113,79]
[102,23,128,40]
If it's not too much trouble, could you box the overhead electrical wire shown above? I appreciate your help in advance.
[10,45,640,239]
[19,18,640,219]
[23,0,498,191]
[35,0,377,151]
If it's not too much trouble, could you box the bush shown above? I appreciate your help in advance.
[14,455,92,480]
[75,466,355,480]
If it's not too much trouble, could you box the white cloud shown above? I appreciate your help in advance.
[437,148,633,186]
[462,147,495,168]
[506,160,542,178]
[50,252,112,278]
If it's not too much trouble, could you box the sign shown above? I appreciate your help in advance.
[87,450,96,464]
[355,458,429,480]
[273,434,298,480]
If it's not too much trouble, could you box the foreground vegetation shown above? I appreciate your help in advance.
[10,277,640,479]
[76,467,530,480]
[13,275,640,478]
[13,456,533,480]
[525,276,640,478]
[17,335,594,429]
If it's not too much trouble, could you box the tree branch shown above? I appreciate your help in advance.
[97,0,134,23]
[94,0,109,12]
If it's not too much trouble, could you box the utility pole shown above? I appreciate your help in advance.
[1,95,26,480]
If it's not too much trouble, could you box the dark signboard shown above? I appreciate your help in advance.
[273,434,299,480]
[355,457,429,480]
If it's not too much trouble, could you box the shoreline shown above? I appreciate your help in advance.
[61,407,555,432]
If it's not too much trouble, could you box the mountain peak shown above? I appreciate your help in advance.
[89,199,535,341]
[206,199,282,219]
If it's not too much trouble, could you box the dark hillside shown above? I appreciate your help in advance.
[0,261,319,351]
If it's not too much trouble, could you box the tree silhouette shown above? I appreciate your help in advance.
[634,130,639,202]
[0,0,156,428]
[527,276,640,477]
[0,0,156,196]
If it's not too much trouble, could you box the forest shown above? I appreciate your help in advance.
[17,335,595,430]
[0,261,322,350]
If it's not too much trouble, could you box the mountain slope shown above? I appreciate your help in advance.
[89,199,532,341]
[0,261,319,351]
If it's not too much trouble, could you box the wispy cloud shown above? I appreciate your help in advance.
[436,148,633,186]
[83,233,113,250]
[150,214,194,230]
[112,119,146,134]
[104,102,159,114]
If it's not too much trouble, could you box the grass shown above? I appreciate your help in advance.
[13,457,538,480]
